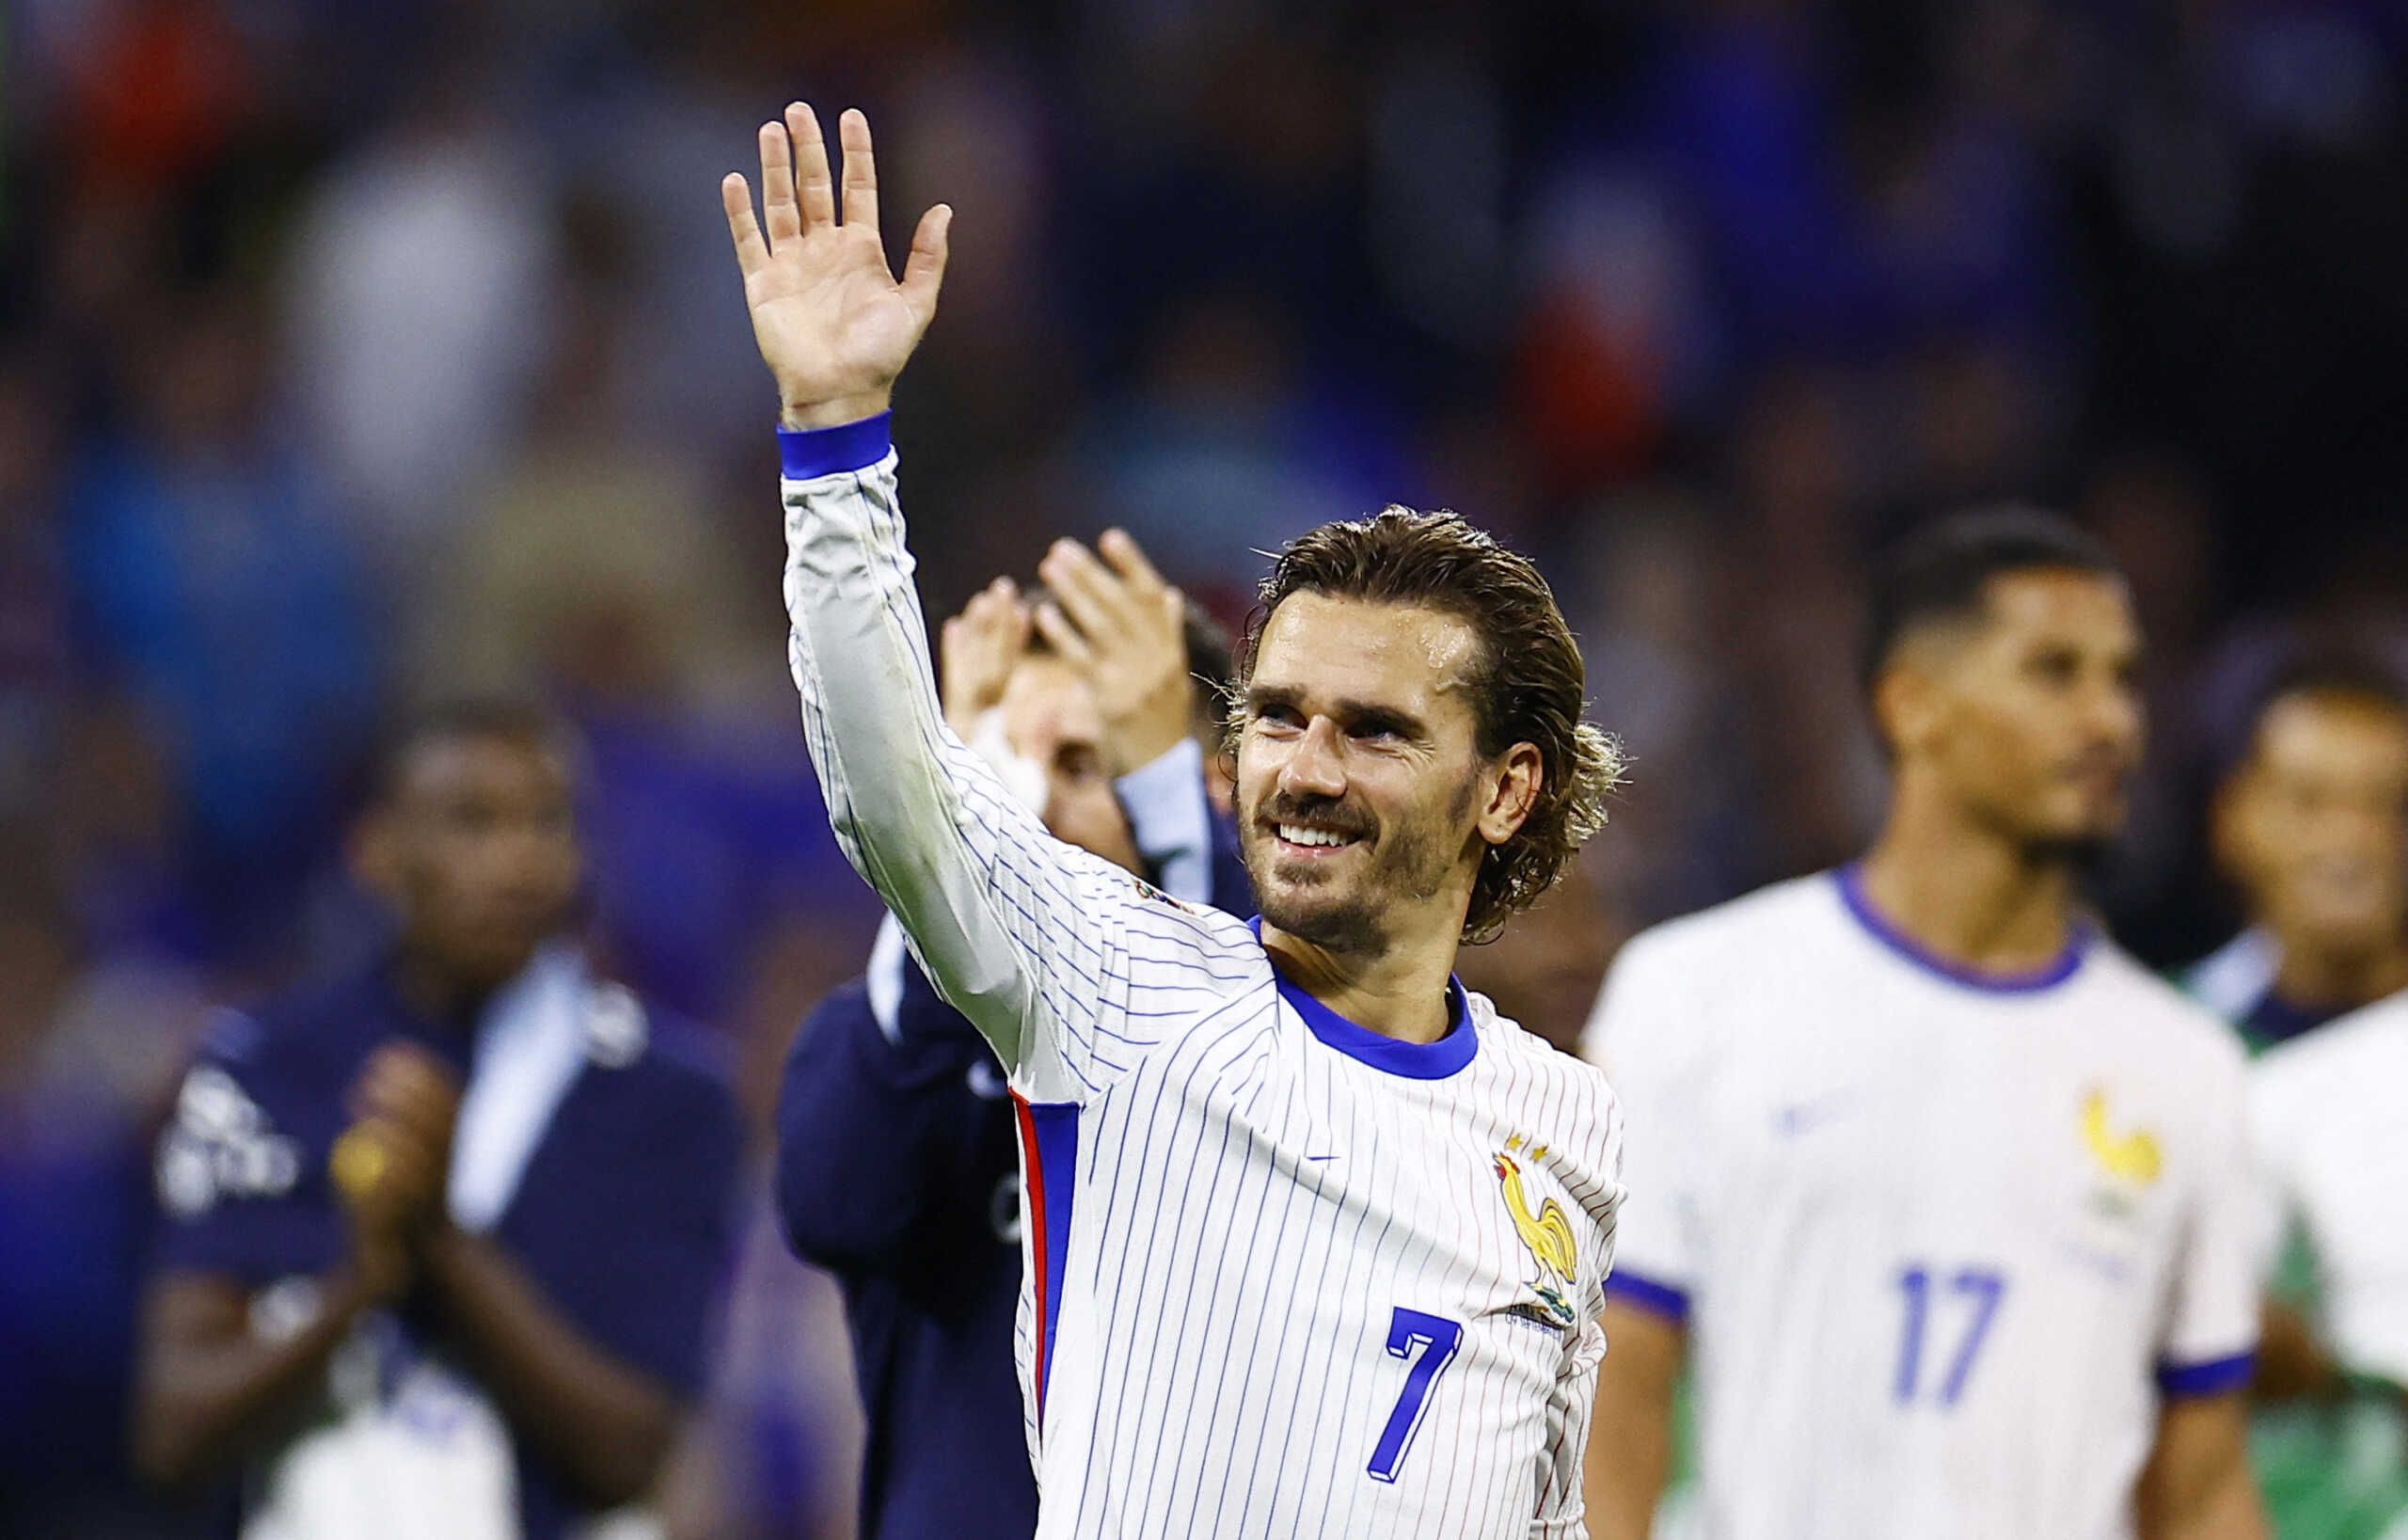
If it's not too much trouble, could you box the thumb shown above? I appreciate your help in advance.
[902,203,952,317]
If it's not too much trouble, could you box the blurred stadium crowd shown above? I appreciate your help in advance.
[4,0,2407,1535]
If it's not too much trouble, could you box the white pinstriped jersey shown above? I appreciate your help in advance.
[779,427,1625,1540]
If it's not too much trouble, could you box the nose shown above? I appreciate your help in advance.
[1278,716,1348,801]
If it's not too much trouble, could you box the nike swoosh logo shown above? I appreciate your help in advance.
[1772,1098,1852,1137]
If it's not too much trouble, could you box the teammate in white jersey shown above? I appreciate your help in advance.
[721,104,1628,1539]
[1581,511,2268,1540]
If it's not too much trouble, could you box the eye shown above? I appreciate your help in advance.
[1252,703,1304,734]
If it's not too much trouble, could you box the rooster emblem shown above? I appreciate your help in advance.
[1495,1135,1579,1327]
[2081,1088,2162,1186]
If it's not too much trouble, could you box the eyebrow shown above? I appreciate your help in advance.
[1243,683,1431,741]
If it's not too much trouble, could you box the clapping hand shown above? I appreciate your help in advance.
[1037,530,1194,776]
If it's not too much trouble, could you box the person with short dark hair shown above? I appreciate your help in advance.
[2186,656,2408,1540]
[1583,507,2268,1540]
[728,104,1626,1538]
[132,702,742,1539]
[2191,658,2408,1050]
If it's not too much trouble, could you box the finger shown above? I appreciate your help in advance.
[1041,539,1136,641]
[1032,601,1097,668]
[758,119,801,249]
[721,174,769,278]
[837,107,879,237]
[786,103,836,230]
[902,203,952,319]
[1098,528,1170,601]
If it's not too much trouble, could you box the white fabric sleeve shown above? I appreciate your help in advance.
[2154,1039,2263,1394]
[1115,738,1212,904]
[1577,929,1701,1314]
[1529,1313,1608,1538]
[781,437,1254,1103]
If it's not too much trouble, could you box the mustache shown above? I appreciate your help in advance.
[1254,792,1377,842]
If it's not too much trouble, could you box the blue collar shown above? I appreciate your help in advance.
[1833,864,2089,994]
[1251,918,1478,1079]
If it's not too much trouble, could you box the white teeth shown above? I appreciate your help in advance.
[1278,824,1351,848]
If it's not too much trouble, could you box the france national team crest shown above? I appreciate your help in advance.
[1494,1135,1580,1331]
[2079,1087,2162,1224]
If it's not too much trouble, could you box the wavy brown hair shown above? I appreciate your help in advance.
[1231,506,1624,944]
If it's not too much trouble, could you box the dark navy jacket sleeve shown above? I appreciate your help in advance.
[775,964,998,1273]
[1206,807,1255,921]
[150,1008,346,1284]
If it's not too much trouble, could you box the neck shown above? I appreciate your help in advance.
[2272,935,2408,1012]
[389,944,502,1034]
[1858,791,2080,976]
[1259,915,1461,1044]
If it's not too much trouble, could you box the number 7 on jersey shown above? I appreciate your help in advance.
[1366,1308,1464,1483]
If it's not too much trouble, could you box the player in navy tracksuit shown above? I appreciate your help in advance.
[776,546,1251,1540]
[134,701,742,1540]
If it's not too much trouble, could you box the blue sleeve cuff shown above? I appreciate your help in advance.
[2155,1351,2257,1398]
[778,413,893,480]
[1606,1267,1691,1323]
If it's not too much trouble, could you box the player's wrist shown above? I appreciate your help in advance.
[778,410,895,480]
[779,389,894,432]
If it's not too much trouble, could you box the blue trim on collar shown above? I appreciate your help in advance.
[1834,864,2089,994]
[777,412,893,479]
[1251,918,1477,1079]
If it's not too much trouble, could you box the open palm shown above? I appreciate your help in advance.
[722,105,951,430]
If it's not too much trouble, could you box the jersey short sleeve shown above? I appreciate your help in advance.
[1577,928,1703,1319]
[2154,1032,2261,1395]
[150,1012,341,1283]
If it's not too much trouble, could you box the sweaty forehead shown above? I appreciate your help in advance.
[1254,592,1482,705]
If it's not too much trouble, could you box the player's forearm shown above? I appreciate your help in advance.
[1583,1303,1684,1540]
[2135,1394,2269,1540]
[781,423,1047,1064]
[132,1268,383,1491]
[419,1225,679,1510]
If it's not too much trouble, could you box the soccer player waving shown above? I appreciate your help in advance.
[725,104,1626,1539]
[1581,514,2268,1540]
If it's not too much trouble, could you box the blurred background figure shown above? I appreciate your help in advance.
[2187,659,2408,1540]
[2194,662,2408,1051]
[132,703,742,1540]
[776,533,1251,1540]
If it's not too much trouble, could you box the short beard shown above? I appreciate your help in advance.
[2018,833,2115,878]
[1243,774,1478,958]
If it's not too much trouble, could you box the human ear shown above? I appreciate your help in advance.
[1478,742,1545,847]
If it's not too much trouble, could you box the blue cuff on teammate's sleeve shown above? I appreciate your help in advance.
[2154,1351,2257,1398]
[778,412,894,479]
[1606,1268,1691,1323]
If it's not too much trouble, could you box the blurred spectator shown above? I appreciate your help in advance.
[67,286,380,962]
[0,820,212,1539]
[132,702,742,1539]
[284,59,553,576]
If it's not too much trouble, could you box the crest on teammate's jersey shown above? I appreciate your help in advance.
[2079,1088,2162,1187]
[1494,1135,1579,1329]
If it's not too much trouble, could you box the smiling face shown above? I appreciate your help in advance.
[1234,592,1537,955]
[1879,568,2145,856]
[2216,691,2408,964]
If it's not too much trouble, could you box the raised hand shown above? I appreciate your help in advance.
[722,104,952,430]
[1036,530,1194,776]
[940,577,1030,740]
